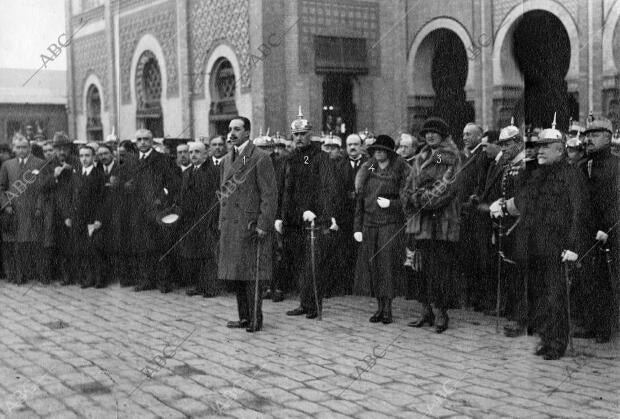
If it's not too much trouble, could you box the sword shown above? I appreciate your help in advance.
[307,220,322,320]
[564,261,574,355]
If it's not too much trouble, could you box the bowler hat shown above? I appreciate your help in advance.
[367,135,395,155]
[419,117,449,138]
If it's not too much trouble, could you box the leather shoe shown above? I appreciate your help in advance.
[80,282,93,289]
[543,351,563,360]
[227,320,249,328]
[246,318,263,333]
[306,311,318,319]
[382,311,393,325]
[134,283,155,292]
[263,288,272,299]
[186,288,203,296]
[272,289,284,302]
[159,286,172,294]
[535,345,549,356]
[369,311,383,323]
[408,311,435,328]
[286,307,307,316]
[435,311,449,334]
[504,323,525,338]
[595,334,611,343]
[202,292,217,298]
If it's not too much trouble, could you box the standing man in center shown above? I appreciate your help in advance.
[219,116,277,333]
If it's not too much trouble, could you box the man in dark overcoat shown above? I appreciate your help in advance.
[128,128,180,293]
[0,134,45,283]
[219,117,277,333]
[67,145,105,288]
[179,142,220,298]
[498,122,589,359]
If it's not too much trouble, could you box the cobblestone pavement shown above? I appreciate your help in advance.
[0,283,618,419]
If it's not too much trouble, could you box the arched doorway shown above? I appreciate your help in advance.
[209,58,238,136]
[409,28,474,145]
[86,84,103,142]
[136,50,164,137]
[512,10,574,130]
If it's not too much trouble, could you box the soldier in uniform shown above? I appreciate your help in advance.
[402,118,461,333]
[478,120,528,335]
[278,108,340,319]
[575,117,619,343]
[219,116,277,333]
[566,120,587,170]
[495,116,589,359]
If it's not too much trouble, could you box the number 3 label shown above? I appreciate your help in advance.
[304,156,309,165]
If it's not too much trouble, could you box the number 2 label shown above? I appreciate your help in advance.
[304,156,309,165]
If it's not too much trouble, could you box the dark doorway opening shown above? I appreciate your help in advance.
[512,10,573,130]
[429,29,474,147]
[322,74,356,138]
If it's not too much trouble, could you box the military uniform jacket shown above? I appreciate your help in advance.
[280,142,337,228]
[218,142,277,282]
[514,161,589,259]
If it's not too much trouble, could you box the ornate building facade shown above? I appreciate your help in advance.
[65,0,620,142]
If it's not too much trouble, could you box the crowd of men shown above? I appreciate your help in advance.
[1,110,619,359]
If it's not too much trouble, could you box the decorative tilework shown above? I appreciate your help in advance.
[119,0,178,104]
[72,32,108,113]
[72,5,104,27]
[187,0,251,97]
[493,0,579,35]
[298,0,380,75]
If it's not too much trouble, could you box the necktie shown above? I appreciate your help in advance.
[19,159,25,168]
[587,159,593,178]
[232,148,237,162]
[83,169,87,176]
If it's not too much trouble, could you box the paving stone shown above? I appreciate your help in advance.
[0,285,617,418]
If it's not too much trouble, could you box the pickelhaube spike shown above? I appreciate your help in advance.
[291,106,312,133]
[265,128,270,137]
[510,116,514,126]
[551,112,557,130]
[297,106,303,119]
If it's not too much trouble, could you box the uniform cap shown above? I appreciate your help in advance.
[584,116,613,135]
[536,113,564,144]
[566,137,584,149]
[290,106,312,134]
[498,117,521,143]
[105,126,119,143]
[52,131,72,147]
[322,133,342,147]
[253,128,275,147]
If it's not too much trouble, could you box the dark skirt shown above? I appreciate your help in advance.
[354,223,406,298]
[416,239,458,309]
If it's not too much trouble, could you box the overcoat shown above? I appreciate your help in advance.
[99,159,134,254]
[70,167,105,255]
[218,142,277,282]
[126,150,180,255]
[178,160,219,259]
[0,155,46,242]
[402,139,462,242]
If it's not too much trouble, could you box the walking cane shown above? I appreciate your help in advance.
[308,219,322,320]
[564,261,574,355]
[253,235,261,330]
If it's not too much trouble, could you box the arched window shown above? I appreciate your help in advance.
[86,84,103,142]
[136,51,164,137]
[209,58,238,136]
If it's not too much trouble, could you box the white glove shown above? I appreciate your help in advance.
[302,210,317,222]
[329,217,339,231]
[377,197,390,209]
[561,250,578,262]
[595,230,608,243]
[489,199,503,218]
[353,232,363,242]
[275,219,283,234]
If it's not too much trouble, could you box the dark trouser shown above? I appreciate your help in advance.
[101,253,131,286]
[416,239,457,310]
[578,250,617,339]
[4,242,41,283]
[286,227,325,312]
[458,214,484,307]
[326,229,353,297]
[532,256,568,354]
[512,257,545,331]
[182,254,222,295]
[76,254,102,287]
[132,253,165,288]
[271,233,286,292]
[229,281,263,323]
